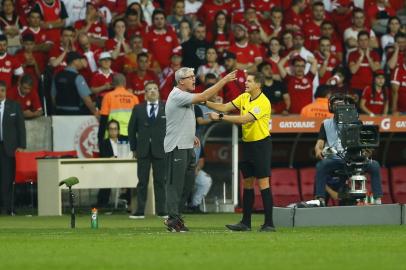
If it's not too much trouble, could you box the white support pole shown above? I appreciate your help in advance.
[232,124,239,206]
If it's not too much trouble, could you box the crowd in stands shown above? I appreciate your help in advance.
[1,0,406,119]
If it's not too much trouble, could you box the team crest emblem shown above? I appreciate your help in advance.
[166,36,172,42]
[5,61,10,66]
[331,58,336,65]
[26,100,31,106]
[253,106,261,114]
[238,77,244,83]
[302,78,308,84]
[249,50,254,55]
[95,27,101,32]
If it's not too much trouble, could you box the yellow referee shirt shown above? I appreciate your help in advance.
[232,92,271,142]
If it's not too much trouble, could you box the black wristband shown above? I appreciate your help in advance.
[219,113,224,121]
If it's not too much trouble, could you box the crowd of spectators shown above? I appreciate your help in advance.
[1,0,406,119]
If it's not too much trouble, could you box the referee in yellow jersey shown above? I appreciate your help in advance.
[206,72,275,232]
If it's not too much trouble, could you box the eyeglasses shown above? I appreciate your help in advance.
[182,75,195,80]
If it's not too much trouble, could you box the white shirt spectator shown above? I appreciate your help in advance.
[196,64,225,81]
[185,0,202,16]
[62,0,87,26]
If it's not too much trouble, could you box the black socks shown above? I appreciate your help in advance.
[241,189,254,227]
[261,187,274,227]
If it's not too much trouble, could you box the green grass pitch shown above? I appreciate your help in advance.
[0,213,405,270]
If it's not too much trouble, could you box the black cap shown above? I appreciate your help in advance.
[66,51,85,64]
[0,34,7,42]
[223,51,236,60]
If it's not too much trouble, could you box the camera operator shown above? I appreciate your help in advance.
[314,93,383,206]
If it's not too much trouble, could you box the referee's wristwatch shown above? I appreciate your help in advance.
[218,113,224,121]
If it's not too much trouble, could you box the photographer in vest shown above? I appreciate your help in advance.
[52,51,98,116]
[314,93,383,206]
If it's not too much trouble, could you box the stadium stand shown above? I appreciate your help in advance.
[390,166,406,204]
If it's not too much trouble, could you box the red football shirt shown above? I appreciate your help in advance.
[145,28,180,69]
[0,53,23,89]
[391,64,406,112]
[303,19,322,51]
[14,50,46,88]
[21,27,51,46]
[367,5,396,24]
[206,31,233,53]
[361,86,387,114]
[35,0,67,43]
[74,20,108,41]
[105,38,129,73]
[197,1,234,29]
[283,7,304,30]
[221,69,245,103]
[348,50,380,90]
[126,22,148,40]
[127,70,159,103]
[48,45,67,74]
[90,69,114,98]
[248,0,280,12]
[387,51,405,70]
[330,37,344,56]
[229,42,263,65]
[7,85,42,112]
[315,51,340,85]
[285,73,315,114]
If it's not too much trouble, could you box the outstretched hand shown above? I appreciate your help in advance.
[207,112,220,121]
[223,70,238,83]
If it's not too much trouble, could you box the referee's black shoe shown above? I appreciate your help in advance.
[259,224,276,232]
[225,222,251,231]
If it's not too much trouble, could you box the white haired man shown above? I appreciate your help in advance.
[164,67,236,232]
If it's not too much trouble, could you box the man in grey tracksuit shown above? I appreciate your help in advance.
[163,66,237,232]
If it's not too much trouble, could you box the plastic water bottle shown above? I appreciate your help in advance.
[370,193,375,205]
[214,196,220,213]
[91,208,98,229]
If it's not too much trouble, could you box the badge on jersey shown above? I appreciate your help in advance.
[253,106,261,115]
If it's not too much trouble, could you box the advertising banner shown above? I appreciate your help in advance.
[52,116,99,158]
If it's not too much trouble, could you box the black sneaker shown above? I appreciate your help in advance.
[225,222,251,231]
[259,224,276,232]
[164,216,189,232]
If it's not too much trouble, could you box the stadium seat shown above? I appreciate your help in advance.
[271,168,300,207]
[298,167,316,201]
[15,151,47,185]
[240,168,301,208]
[14,151,47,209]
[390,166,406,204]
[239,171,267,211]
[366,168,393,204]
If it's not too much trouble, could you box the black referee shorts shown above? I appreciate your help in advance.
[240,136,272,179]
